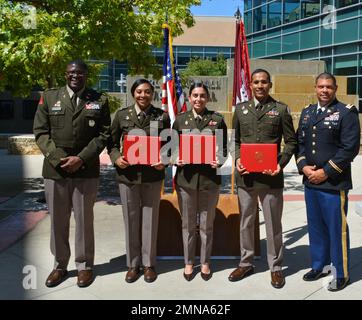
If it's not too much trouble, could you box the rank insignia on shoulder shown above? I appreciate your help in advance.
[345,104,355,109]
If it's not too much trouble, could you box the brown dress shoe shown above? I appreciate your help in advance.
[271,270,285,289]
[77,270,94,288]
[228,266,254,282]
[45,269,68,288]
[125,267,141,283]
[144,267,157,283]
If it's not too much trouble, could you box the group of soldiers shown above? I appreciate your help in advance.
[33,60,360,292]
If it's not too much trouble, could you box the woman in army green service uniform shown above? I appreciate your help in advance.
[108,79,170,283]
[173,83,228,281]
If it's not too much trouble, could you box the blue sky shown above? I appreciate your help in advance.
[190,0,244,17]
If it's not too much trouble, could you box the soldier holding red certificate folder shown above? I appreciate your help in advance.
[229,69,297,288]
[173,82,228,281]
[108,79,170,283]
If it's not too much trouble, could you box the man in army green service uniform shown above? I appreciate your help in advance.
[229,69,297,288]
[33,60,111,288]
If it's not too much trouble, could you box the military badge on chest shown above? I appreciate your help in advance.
[266,109,279,118]
[85,102,100,110]
[52,100,62,112]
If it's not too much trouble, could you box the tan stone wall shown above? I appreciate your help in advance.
[7,135,41,155]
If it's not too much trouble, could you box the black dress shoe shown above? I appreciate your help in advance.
[201,271,212,281]
[45,269,68,288]
[125,267,141,283]
[327,277,350,292]
[303,269,329,282]
[183,271,195,282]
[144,267,157,283]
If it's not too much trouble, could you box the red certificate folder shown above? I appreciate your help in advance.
[240,143,277,172]
[123,135,160,165]
[179,134,216,164]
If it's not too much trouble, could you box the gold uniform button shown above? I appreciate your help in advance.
[312,150,316,154]
[313,126,316,130]
[312,134,316,137]
[312,142,315,146]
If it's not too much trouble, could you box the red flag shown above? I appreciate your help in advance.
[232,20,251,110]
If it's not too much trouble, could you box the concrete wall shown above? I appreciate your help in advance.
[126,75,229,112]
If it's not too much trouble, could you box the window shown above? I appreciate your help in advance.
[282,32,299,52]
[334,55,358,75]
[267,36,281,55]
[268,1,282,28]
[245,0,252,10]
[253,5,267,32]
[300,49,319,59]
[284,0,301,23]
[300,28,319,49]
[335,43,357,54]
[334,19,358,43]
[244,11,253,34]
[320,27,333,46]
[347,77,357,95]
[0,100,14,119]
[301,0,320,18]
[253,40,266,57]
[22,100,38,120]
[335,0,358,9]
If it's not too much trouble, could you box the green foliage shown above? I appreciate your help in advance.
[104,93,122,114]
[0,0,200,97]
[180,54,227,84]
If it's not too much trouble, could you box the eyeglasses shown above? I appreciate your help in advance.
[66,71,86,76]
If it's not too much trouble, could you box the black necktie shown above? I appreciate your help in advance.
[139,112,146,125]
[195,116,202,128]
[71,93,77,111]
[317,108,323,115]
[256,103,263,116]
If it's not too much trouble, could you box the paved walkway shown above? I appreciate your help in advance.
[0,149,362,300]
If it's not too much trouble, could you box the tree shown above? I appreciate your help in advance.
[180,54,227,84]
[0,0,199,97]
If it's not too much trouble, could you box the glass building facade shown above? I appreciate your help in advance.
[93,46,234,93]
[152,45,234,69]
[244,0,362,109]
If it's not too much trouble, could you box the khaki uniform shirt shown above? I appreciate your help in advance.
[232,96,297,189]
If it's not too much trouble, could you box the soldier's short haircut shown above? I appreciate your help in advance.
[67,59,88,72]
[130,78,154,97]
[251,68,271,83]
[315,72,337,87]
[189,81,210,98]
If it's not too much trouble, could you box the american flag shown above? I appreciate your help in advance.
[232,19,251,111]
[161,23,187,125]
